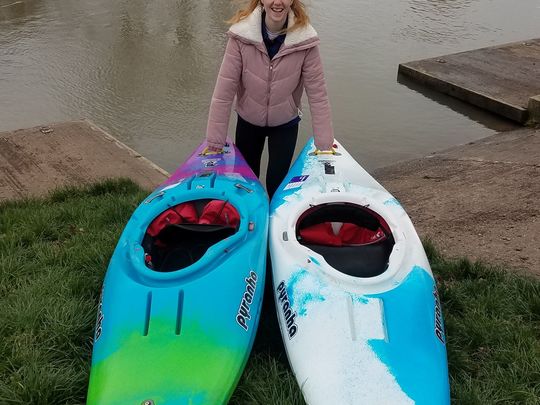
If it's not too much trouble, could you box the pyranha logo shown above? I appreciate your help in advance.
[433,288,445,344]
[95,285,105,341]
[277,281,298,339]
[236,271,258,331]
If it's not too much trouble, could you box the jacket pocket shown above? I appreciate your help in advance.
[288,96,298,116]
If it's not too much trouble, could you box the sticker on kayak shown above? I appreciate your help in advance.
[276,281,298,339]
[433,287,446,344]
[284,175,309,190]
[236,271,258,331]
[202,158,221,168]
[95,284,105,341]
[323,161,335,175]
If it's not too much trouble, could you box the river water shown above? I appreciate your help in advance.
[1,0,539,173]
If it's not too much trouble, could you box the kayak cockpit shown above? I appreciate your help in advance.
[142,199,240,272]
[296,203,394,278]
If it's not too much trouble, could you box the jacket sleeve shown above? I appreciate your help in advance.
[206,37,242,149]
[302,45,334,151]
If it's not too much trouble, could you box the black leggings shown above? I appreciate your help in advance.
[235,115,298,198]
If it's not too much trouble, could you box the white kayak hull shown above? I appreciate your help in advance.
[269,139,450,404]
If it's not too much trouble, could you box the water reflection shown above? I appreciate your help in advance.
[395,0,498,45]
[0,0,41,24]
[0,0,539,172]
[396,73,518,131]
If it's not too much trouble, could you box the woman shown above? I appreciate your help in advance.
[206,0,334,197]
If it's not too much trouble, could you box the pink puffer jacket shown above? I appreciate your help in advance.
[206,6,334,151]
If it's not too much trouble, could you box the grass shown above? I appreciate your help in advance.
[424,243,540,404]
[0,179,147,405]
[0,179,538,404]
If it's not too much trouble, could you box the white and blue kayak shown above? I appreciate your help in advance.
[269,139,450,404]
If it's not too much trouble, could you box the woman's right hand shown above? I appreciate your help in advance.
[203,144,224,155]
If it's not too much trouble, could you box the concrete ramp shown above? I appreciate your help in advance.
[398,38,540,124]
[375,127,540,277]
[0,120,169,201]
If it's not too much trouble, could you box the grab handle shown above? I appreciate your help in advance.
[311,148,341,156]
[200,147,224,156]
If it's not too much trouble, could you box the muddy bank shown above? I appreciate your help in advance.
[2,121,538,277]
[375,127,540,277]
[0,120,168,200]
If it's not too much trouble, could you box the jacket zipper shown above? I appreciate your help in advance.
[267,56,272,127]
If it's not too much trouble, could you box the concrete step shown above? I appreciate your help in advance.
[0,120,169,201]
[398,38,540,124]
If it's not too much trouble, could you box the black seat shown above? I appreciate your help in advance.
[296,203,394,278]
[303,242,393,278]
[143,224,237,272]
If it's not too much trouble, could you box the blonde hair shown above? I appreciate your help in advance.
[227,0,310,33]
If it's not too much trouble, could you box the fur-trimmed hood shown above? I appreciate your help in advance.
[228,5,319,53]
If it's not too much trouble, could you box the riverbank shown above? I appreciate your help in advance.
[0,120,168,200]
[1,179,538,404]
[375,126,540,277]
[2,120,538,276]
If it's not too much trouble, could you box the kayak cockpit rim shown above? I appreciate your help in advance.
[142,198,241,272]
[296,202,395,278]
[123,188,254,284]
[275,191,408,287]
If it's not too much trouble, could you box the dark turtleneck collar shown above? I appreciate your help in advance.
[261,11,287,59]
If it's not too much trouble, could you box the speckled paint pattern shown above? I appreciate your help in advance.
[269,138,450,404]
